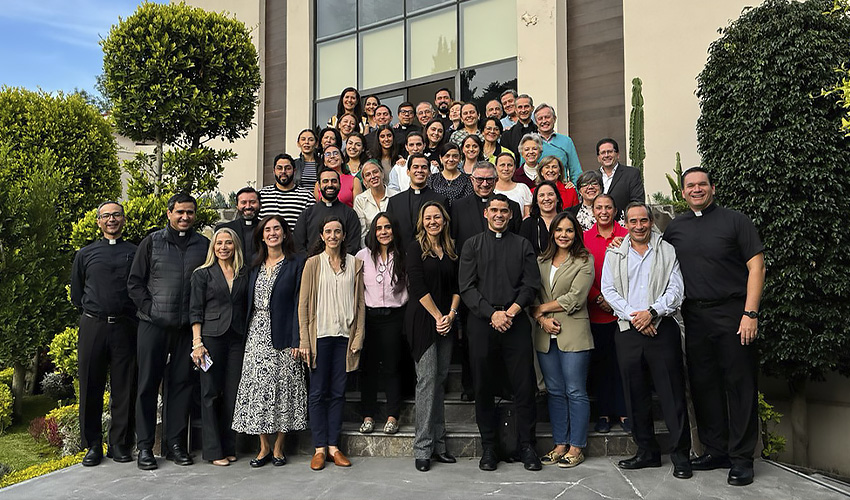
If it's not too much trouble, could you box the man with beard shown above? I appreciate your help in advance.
[451,162,523,401]
[258,153,315,232]
[128,193,209,470]
[216,186,262,265]
[459,194,542,472]
[502,94,537,158]
[663,167,765,487]
[601,202,692,480]
[71,201,138,467]
[294,167,361,255]
[386,153,447,249]
[434,87,454,131]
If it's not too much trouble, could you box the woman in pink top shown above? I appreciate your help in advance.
[582,193,630,434]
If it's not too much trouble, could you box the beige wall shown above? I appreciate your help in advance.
[516,0,570,134]
[622,0,753,200]
[182,0,265,195]
[284,1,313,159]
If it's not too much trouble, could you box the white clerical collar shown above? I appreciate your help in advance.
[694,210,703,217]
[179,231,186,237]
[413,189,421,194]
[108,238,117,245]
[495,231,503,239]
[324,201,333,207]
[480,197,488,203]
[244,220,253,226]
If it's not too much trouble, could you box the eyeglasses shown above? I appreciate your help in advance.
[579,181,600,188]
[471,176,497,184]
[98,212,124,220]
[399,109,414,115]
[598,149,616,156]
[324,151,341,158]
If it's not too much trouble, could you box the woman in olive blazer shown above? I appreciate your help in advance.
[529,211,594,469]
[189,228,249,465]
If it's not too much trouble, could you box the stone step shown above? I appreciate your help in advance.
[267,421,671,458]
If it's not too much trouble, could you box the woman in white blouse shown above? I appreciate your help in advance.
[353,160,398,246]
[494,152,532,218]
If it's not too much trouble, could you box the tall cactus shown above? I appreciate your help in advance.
[629,77,646,178]
[665,152,684,202]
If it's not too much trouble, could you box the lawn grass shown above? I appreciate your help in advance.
[0,395,61,471]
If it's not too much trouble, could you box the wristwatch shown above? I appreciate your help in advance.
[743,310,759,319]
[648,306,658,318]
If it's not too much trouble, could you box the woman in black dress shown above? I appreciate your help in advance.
[406,201,461,472]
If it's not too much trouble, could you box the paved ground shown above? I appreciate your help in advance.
[1,455,845,500]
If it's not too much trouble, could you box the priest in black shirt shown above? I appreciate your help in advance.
[459,194,542,472]
[662,167,765,487]
[293,168,361,255]
[70,201,138,467]
[386,153,447,249]
[215,186,260,265]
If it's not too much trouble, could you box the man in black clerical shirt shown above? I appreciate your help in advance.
[459,194,542,472]
[70,201,138,467]
[293,168,361,255]
[663,167,765,487]
[127,193,209,470]
[386,153,447,249]
[216,186,260,265]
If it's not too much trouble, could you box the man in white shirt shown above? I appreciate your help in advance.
[388,132,428,192]
[601,202,692,480]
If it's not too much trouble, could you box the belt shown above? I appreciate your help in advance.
[685,296,744,309]
[366,306,402,316]
[83,311,131,324]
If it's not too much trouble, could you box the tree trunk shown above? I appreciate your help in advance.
[25,351,39,395]
[154,135,163,195]
[789,378,808,467]
[11,361,26,418]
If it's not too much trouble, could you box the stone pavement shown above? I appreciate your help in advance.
[2,455,844,500]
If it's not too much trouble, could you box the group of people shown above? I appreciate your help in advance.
[70,86,764,487]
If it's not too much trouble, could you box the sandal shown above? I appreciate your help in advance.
[557,452,585,468]
[383,419,399,434]
[359,419,374,434]
[540,449,565,466]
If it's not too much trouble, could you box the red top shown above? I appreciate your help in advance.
[533,181,578,208]
[584,222,628,324]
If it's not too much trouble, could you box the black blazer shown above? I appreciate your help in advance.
[605,164,645,216]
[247,254,306,349]
[386,186,448,250]
[450,194,523,256]
[189,265,249,337]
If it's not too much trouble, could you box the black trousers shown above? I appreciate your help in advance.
[683,298,758,467]
[360,307,405,419]
[136,320,196,451]
[199,329,244,461]
[590,321,627,418]
[615,317,691,464]
[467,313,537,448]
[77,313,137,449]
[456,306,474,394]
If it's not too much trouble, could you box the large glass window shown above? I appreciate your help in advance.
[316,0,356,38]
[407,0,453,14]
[317,36,357,99]
[360,22,404,89]
[359,0,403,26]
[460,0,517,67]
[407,8,457,80]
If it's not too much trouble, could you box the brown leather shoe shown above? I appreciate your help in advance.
[310,452,326,471]
[330,450,351,467]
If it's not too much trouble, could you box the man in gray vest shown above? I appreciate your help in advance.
[601,202,692,480]
[128,193,209,470]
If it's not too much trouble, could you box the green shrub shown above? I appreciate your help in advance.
[0,450,88,488]
[0,384,13,434]
[45,404,81,456]
[0,368,12,388]
[48,328,78,379]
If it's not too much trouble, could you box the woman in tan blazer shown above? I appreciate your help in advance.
[530,211,594,469]
[298,216,365,471]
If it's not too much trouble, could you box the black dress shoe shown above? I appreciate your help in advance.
[432,452,456,464]
[618,451,662,470]
[415,458,431,472]
[690,453,732,470]
[520,445,542,471]
[479,447,498,471]
[137,449,158,470]
[250,452,272,468]
[272,454,286,466]
[168,444,193,466]
[727,465,754,486]
[673,463,693,479]
[82,446,103,467]
[109,444,133,463]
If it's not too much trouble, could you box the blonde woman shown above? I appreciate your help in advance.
[189,227,249,466]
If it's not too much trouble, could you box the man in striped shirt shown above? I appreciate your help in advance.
[258,153,315,231]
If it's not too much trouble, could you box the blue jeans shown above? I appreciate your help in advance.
[309,336,348,447]
[537,341,591,448]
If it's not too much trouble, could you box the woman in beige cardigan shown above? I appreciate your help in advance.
[298,216,365,471]
[530,211,594,469]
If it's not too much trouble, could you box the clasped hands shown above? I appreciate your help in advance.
[435,311,455,336]
[630,310,657,337]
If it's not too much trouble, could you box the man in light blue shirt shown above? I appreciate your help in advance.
[532,104,582,185]
[601,202,692,480]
